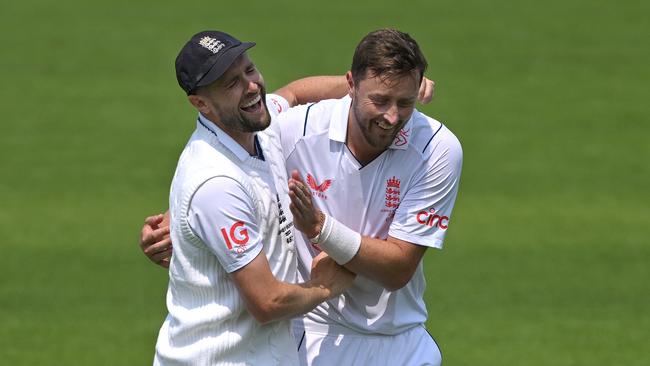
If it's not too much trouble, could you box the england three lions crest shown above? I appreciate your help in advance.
[382,176,401,222]
[385,176,401,209]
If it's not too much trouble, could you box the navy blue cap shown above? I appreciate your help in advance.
[175,31,255,95]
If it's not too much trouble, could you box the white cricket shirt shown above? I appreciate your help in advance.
[154,95,299,365]
[274,96,462,335]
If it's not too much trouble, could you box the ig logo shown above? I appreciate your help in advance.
[220,221,249,253]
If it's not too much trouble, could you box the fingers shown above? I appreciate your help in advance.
[158,258,171,269]
[418,78,435,104]
[288,195,304,221]
[314,251,329,262]
[143,236,172,256]
[288,175,313,214]
[291,170,305,185]
[141,212,173,269]
[140,225,170,250]
[288,183,310,212]
[289,171,313,208]
[144,214,165,226]
[150,248,173,267]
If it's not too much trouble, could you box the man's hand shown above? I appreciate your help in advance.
[418,77,435,104]
[288,170,323,239]
[310,252,356,299]
[140,213,172,268]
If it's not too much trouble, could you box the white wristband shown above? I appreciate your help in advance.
[314,213,361,265]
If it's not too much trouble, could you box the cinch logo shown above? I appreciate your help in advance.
[416,208,449,229]
[307,173,332,199]
[220,221,249,252]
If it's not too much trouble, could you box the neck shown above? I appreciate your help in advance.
[229,131,256,156]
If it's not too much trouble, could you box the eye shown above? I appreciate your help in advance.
[246,65,256,74]
[398,100,416,108]
[370,97,388,106]
[227,79,238,89]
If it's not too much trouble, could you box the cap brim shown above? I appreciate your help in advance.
[195,42,256,89]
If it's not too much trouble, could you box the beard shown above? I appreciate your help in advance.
[215,89,272,133]
[351,98,406,150]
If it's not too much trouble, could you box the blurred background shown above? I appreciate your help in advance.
[0,0,648,364]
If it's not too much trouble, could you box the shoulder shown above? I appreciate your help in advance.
[174,138,254,198]
[192,176,254,208]
[273,97,347,156]
[407,110,462,163]
[266,94,290,118]
[275,97,344,134]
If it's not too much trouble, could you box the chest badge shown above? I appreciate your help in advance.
[307,173,332,200]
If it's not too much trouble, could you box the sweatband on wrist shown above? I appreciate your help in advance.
[314,213,361,265]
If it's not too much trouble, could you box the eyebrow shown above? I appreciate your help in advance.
[368,93,416,103]
[220,73,238,87]
[368,92,389,99]
[220,61,254,87]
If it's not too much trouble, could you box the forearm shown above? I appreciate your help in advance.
[310,214,425,291]
[273,75,347,106]
[251,281,331,324]
[233,252,345,324]
[342,236,425,291]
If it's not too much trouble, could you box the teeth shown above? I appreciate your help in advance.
[242,94,261,108]
[377,121,393,130]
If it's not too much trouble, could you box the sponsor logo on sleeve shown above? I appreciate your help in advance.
[270,98,283,114]
[307,173,332,199]
[416,208,449,229]
[220,221,249,253]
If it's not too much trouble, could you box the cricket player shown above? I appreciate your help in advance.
[153,30,356,365]
[280,29,462,365]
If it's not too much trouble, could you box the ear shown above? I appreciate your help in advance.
[345,71,355,97]
[187,95,211,115]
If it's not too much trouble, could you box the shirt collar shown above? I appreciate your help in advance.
[197,113,260,162]
[327,95,351,143]
[327,95,414,150]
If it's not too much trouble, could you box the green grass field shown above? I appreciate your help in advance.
[1,0,648,364]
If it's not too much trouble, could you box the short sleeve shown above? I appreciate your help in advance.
[187,176,263,273]
[266,94,290,119]
[388,133,463,249]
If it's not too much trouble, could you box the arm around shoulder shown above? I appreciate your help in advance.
[273,75,347,107]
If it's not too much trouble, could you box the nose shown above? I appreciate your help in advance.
[246,78,260,94]
[383,104,399,125]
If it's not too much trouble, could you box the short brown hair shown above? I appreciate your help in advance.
[351,28,428,84]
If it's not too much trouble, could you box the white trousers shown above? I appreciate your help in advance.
[292,318,442,366]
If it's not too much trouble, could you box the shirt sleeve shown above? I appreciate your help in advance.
[388,131,463,249]
[266,94,290,119]
[187,176,263,273]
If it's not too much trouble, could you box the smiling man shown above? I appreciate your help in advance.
[152,30,356,365]
[280,29,463,366]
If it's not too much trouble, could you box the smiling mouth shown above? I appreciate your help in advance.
[377,122,393,130]
[240,94,262,113]
[375,119,397,131]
